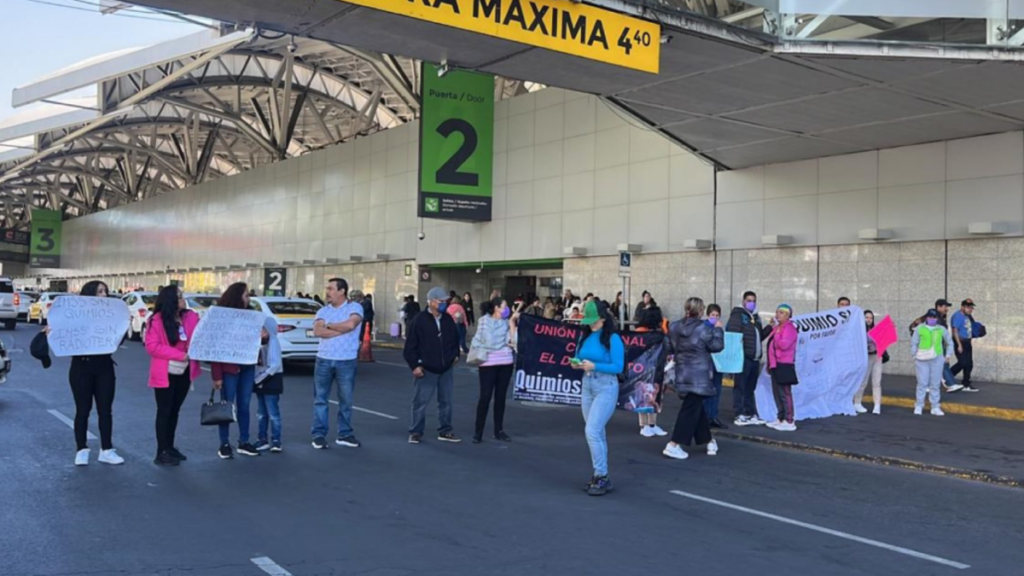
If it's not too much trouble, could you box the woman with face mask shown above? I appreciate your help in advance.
[854,310,885,415]
[911,309,954,416]
[702,304,728,429]
[471,297,517,443]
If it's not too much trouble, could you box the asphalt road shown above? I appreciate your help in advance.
[1,324,1022,576]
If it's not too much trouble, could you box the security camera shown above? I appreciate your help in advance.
[475,268,482,274]
[286,41,298,54]
[437,61,451,78]
[418,231,426,241]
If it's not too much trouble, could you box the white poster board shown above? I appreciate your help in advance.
[47,296,131,357]
[755,306,868,421]
[187,306,266,364]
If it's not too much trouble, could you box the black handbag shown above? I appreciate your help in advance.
[200,389,236,426]
[771,362,799,386]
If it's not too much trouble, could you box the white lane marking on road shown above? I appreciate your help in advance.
[328,400,399,420]
[669,490,970,570]
[47,409,97,440]
[201,366,210,372]
[250,556,293,576]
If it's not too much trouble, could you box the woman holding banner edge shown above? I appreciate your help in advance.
[854,310,885,415]
[145,285,202,466]
[211,282,260,460]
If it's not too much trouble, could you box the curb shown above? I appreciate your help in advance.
[717,430,1024,490]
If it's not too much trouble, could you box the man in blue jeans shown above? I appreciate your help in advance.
[404,286,462,444]
[726,291,773,426]
[311,277,365,449]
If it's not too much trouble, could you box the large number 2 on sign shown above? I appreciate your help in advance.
[267,271,284,292]
[435,118,479,186]
[35,228,55,251]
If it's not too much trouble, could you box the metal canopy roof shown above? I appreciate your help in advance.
[116,0,1024,171]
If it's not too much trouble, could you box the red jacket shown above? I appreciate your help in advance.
[145,311,202,388]
[768,320,798,369]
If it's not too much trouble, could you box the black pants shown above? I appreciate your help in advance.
[951,339,974,386]
[475,364,513,436]
[69,356,116,451]
[732,358,760,418]
[155,372,191,454]
[671,393,712,446]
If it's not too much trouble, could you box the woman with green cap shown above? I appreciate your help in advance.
[572,299,625,496]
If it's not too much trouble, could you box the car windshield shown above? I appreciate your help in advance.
[266,301,320,316]
[0,280,13,294]
[189,296,218,308]
[141,295,157,304]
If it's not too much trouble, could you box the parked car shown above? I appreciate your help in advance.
[29,292,67,325]
[0,337,9,383]
[249,297,322,360]
[15,291,39,321]
[140,293,216,342]
[0,278,16,330]
[122,291,157,340]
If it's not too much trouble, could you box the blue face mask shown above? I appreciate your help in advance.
[500,307,511,320]
[706,318,716,327]
[438,302,448,314]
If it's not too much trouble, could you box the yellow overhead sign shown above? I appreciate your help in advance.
[337,0,660,74]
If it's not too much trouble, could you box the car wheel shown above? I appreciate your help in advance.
[3,320,14,330]
[141,325,147,342]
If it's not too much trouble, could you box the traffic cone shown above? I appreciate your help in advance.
[358,326,374,363]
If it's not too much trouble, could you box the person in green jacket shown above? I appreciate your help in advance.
[910,309,954,416]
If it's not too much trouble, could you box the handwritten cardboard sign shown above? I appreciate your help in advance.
[47,296,131,357]
[187,306,266,365]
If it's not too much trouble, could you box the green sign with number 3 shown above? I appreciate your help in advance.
[419,63,494,222]
[30,208,62,268]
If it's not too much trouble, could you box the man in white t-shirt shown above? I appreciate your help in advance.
[310,278,364,450]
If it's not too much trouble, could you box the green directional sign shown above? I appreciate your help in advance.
[30,209,62,268]
[419,63,494,222]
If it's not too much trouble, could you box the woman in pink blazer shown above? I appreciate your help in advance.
[145,285,202,466]
[767,304,799,431]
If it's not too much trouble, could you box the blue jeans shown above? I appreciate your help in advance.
[581,372,618,477]
[219,365,255,445]
[409,366,455,435]
[704,370,723,420]
[456,324,468,353]
[257,393,282,444]
[311,358,357,440]
[943,362,958,386]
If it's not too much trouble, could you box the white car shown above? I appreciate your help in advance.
[15,291,38,321]
[31,292,68,325]
[122,291,158,340]
[249,297,322,360]
[140,293,216,341]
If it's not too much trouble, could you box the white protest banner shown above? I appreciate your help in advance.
[755,306,867,421]
[47,296,131,357]
[188,306,266,365]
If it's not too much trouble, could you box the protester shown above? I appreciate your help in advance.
[447,295,470,353]
[608,291,628,324]
[361,294,375,341]
[950,299,979,392]
[635,295,664,334]
[543,302,557,320]
[472,297,517,443]
[662,297,724,460]
[911,309,954,416]
[633,291,652,326]
[635,301,667,438]
[561,289,575,310]
[837,296,851,308]
[726,291,771,427]
[145,285,200,466]
[254,316,284,453]
[854,310,885,415]
[313,294,324,306]
[910,299,963,393]
[405,286,462,444]
[702,304,728,429]
[311,278,365,449]
[211,283,261,459]
[766,304,799,431]
[463,292,476,326]
[524,296,544,317]
[401,295,421,340]
[65,281,124,466]
[572,300,625,496]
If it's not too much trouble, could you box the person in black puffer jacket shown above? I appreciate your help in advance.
[663,297,724,460]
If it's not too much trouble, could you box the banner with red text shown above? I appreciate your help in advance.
[512,315,664,411]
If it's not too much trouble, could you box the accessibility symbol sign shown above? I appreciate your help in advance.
[619,251,631,277]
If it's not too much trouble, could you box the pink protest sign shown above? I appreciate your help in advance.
[868,315,898,355]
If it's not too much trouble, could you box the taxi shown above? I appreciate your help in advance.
[122,291,158,340]
[140,293,216,342]
[249,297,322,360]
[29,292,68,325]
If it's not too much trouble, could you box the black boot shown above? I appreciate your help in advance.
[154,451,180,466]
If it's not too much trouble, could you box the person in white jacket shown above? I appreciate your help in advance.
[910,308,954,416]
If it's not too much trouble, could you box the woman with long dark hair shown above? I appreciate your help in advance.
[67,281,124,466]
[572,300,624,496]
[463,292,475,326]
[471,297,516,443]
[211,282,260,459]
[145,285,201,466]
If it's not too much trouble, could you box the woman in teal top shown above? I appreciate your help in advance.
[572,299,625,497]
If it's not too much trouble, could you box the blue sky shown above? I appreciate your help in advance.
[1,1,206,120]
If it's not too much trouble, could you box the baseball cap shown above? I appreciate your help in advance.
[426,286,448,302]
[581,300,607,326]
[961,298,976,308]
[935,299,952,308]
[925,308,940,318]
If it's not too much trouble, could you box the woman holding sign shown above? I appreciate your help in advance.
[211,283,260,459]
[145,285,201,466]
[470,297,516,444]
[67,281,124,466]
[572,300,624,497]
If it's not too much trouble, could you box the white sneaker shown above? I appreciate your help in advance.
[945,384,964,393]
[75,449,90,466]
[662,443,689,460]
[640,426,655,438]
[872,405,881,415]
[913,407,923,416]
[650,425,668,437]
[854,403,867,414]
[776,421,797,432]
[98,449,125,465]
[931,407,945,417]
[765,420,782,430]
[734,416,752,427]
[706,439,719,456]
[748,416,767,426]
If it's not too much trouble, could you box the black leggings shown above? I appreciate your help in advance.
[475,364,513,436]
[155,372,191,454]
[69,356,116,451]
[671,393,712,447]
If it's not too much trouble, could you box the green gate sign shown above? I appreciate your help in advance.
[30,208,62,268]
[419,63,494,222]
